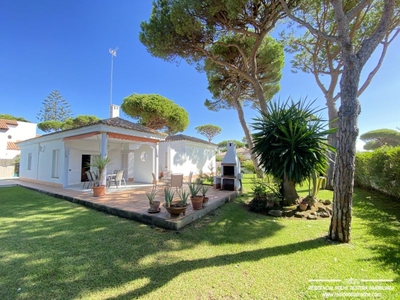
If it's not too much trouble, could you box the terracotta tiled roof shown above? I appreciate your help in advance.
[7,142,20,150]
[34,117,166,139]
[96,117,166,136]
[0,119,18,130]
[47,117,165,136]
[165,134,216,146]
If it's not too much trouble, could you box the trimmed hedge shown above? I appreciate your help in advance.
[355,146,400,199]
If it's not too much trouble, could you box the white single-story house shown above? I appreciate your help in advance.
[17,110,216,188]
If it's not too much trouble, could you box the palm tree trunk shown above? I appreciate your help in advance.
[282,175,299,206]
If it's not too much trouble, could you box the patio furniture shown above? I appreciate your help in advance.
[83,171,98,189]
[82,170,94,189]
[90,171,99,186]
[170,173,183,193]
[152,172,168,189]
[108,170,126,188]
[106,171,117,187]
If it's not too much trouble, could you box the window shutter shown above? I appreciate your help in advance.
[52,149,60,178]
[27,153,32,170]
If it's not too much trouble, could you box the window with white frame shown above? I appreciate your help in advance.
[27,153,32,170]
[52,149,60,178]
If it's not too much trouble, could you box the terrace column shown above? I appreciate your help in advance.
[154,143,159,181]
[62,146,70,188]
[100,132,108,186]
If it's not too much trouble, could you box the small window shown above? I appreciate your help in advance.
[27,153,32,170]
[52,149,60,178]
[140,151,147,162]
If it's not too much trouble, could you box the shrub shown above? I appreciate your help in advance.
[252,179,279,198]
[237,153,245,162]
[248,178,281,213]
[355,146,400,199]
[354,151,373,188]
[241,160,256,174]
[248,197,271,213]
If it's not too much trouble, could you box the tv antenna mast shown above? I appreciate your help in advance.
[109,47,118,106]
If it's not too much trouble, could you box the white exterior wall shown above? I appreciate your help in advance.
[19,139,65,186]
[0,121,37,159]
[133,144,154,183]
[19,143,39,181]
[159,140,216,176]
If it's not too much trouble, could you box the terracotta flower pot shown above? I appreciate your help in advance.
[149,200,161,212]
[299,202,308,211]
[191,196,203,210]
[92,185,106,197]
[202,196,209,207]
[163,203,188,216]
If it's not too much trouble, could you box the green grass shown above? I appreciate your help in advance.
[0,178,399,299]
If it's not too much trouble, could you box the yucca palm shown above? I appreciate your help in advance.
[251,98,336,205]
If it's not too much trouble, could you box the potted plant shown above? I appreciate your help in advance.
[299,199,309,211]
[201,185,209,207]
[188,182,203,210]
[88,156,111,197]
[163,187,188,216]
[178,189,190,207]
[145,187,160,213]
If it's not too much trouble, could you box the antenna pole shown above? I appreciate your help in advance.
[109,47,118,106]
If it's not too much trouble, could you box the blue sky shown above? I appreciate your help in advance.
[1,1,399,149]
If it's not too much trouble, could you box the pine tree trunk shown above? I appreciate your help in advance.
[233,84,262,177]
[253,78,268,114]
[328,0,395,243]
[326,100,338,190]
[328,55,361,243]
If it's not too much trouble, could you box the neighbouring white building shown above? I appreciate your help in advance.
[159,134,217,177]
[0,119,37,178]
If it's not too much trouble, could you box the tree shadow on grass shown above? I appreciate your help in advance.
[0,186,290,299]
[352,188,400,281]
[106,237,329,299]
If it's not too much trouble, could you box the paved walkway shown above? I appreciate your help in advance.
[0,178,237,230]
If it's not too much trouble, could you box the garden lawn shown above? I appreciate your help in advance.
[0,181,398,299]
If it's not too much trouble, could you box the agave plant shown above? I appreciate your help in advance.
[164,187,175,208]
[178,189,190,206]
[187,182,202,197]
[251,98,336,205]
[145,187,158,204]
[87,155,111,187]
[201,185,209,197]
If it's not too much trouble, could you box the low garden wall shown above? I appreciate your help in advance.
[355,146,400,199]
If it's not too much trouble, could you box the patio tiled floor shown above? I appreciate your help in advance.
[0,178,237,230]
